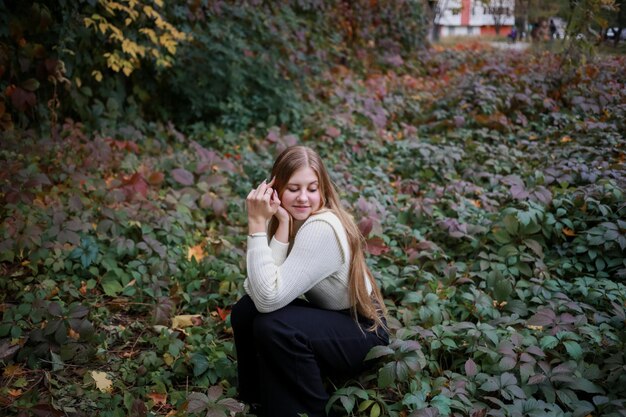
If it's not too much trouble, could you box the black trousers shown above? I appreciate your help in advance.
[231,295,388,417]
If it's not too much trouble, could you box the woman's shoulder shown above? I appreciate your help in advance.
[304,210,343,228]
[301,210,348,243]
[299,210,349,259]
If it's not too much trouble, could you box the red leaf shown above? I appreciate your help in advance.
[325,126,341,138]
[11,87,36,112]
[465,358,478,377]
[212,199,227,217]
[216,306,230,322]
[171,168,194,186]
[106,138,139,153]
[358,217,374,237]
[207,385,223,401]
[121,173,148,199]
[147,171,164,185]
[366,236,389,256]
[130,399,148,417]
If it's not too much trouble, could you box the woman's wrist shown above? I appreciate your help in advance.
[248,218,266,235]
[274,220,289,243]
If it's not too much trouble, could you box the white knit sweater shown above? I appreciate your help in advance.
[244,211,371,313]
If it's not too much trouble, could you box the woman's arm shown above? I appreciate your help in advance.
[244,219,345,313]
[269,237,289,265]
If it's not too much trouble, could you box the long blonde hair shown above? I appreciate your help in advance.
[267,146,387,332]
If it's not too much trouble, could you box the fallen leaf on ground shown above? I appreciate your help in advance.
[3,364,25,377]
[147,392,167,405]
[91,371,113,392]
[171,314,202,329]
[562,227,576,236]
[187,244,205,261]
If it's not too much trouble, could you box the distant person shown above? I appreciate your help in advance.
[550,19,557,39]
[232,146,389,417]
[508,27,517,43]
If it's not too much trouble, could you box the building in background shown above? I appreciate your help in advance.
[435,0,515,37]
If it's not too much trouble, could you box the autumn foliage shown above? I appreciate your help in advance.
[1,2,626,417]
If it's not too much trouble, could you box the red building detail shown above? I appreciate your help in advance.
[461,0,471,26]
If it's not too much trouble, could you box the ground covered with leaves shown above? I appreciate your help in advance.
[1,44,626,417]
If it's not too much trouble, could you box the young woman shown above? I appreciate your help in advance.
[231,146,388,417]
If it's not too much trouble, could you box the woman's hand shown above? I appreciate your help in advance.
[247,179,277,226]
[271,190,290,224]
[246,178,291,236]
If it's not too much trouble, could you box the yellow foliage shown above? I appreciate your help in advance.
[83,0,190,76]
[562,227,576,237]
[171,314,203,329]
[187,244,205,261]
[91,371,113,392]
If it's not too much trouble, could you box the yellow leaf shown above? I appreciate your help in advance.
[92,70,103,82]
[68,328,80,340]
[8,388,22,398]
[562,227,576,237]
[560,135,572,143]
[163,352,174,366]
[3,364,25,377]
[147,392,167,405]
[171,314,202,329]
[187,244,205,261]
[91,371,113,392]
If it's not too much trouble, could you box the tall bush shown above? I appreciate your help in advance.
[0,0,428,132]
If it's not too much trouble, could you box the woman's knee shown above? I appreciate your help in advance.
[231,294,258,331]
[253,312,293,349]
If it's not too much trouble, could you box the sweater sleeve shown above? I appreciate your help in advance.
[244,219,345,313]
[269,236,289,266]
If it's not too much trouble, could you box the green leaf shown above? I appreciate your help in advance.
[441,338,457,349]
[493,278,513,301]
[493,229,512,244]
[21,78,40,91]
[378,362,395,388]
[480,377,500,392]
[365,345,394,360]
[191,353,210,377]
[101,275,123,296]
[370,403,381,417]
[540,336,559,350]
[358,400,374,412]
[50,351,64,371]
[339,396,355,414]
[503,214,519,234]
[430,394,451,415]
[569,378,605,394]
[563,340,583,360]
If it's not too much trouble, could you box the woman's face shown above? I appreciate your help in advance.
[280,166,322,221]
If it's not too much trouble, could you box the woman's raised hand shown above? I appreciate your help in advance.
[247,178,277,224]
[271,191,290,225]
[246,178,291,234]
